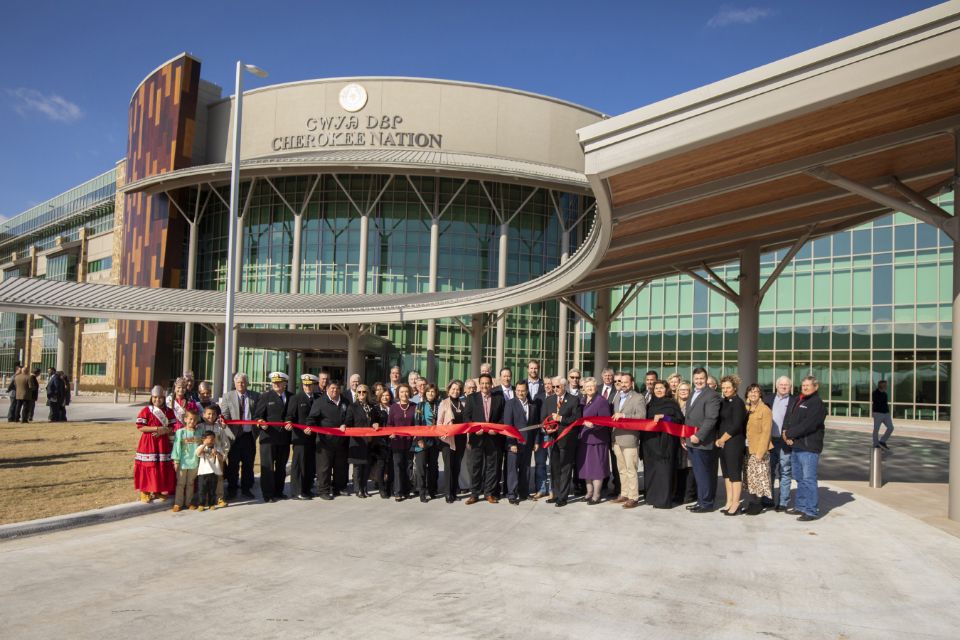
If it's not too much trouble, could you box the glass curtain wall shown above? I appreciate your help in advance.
[603,195,955,421]
[189,175,590,386]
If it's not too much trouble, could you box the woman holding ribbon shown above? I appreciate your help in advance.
[576,377,611,505]
[345,384,383,499]
[643,380,684,508]
[134,385,177,502]
[386,384,416,501]
[436,379,467,503]
[413,384,441,502]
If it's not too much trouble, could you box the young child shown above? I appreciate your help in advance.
[170,408,204,512]
[195,431,225,511]
[201,404,234,507]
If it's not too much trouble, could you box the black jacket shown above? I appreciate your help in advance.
[286,390,321,445]
[253,390,292,446]
[463,392,505,446]
[643,396,683,459]
[781,391,827,454]
[546,393,582,451]
[307,394,349,446]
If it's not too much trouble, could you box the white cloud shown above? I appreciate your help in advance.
[707,6,773,28]
[6,88,83,123]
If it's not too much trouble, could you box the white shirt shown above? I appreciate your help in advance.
[197,447,223,476]
[501,385,513,400]
[527,379,541,398]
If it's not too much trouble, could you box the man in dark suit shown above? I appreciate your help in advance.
[546,376,582,508]
[219,373,261,499]
[684,367,721,513]
[503,381,541,504]
[463,373,505,504]
[253,371,292,502]
[308,380,350,500]
[599,367,620,498]
[525,360,550,499]
[285,373,321,500]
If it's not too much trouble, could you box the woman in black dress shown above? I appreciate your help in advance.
[344,385,383,498]
[643,381,683,508]
[716,374,747,515]
[370,389,394,498]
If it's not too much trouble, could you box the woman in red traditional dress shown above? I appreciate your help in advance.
[134,385,177,502]
[167,377,200,431]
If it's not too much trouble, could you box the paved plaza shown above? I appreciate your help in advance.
[2,426,959,639]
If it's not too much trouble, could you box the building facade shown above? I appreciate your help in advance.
[1,54,600,390]
[0,53,953,424]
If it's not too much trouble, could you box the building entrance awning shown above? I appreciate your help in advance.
[573,2,960,294]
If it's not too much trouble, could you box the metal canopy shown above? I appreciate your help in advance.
[573,2,960,295]
[119,149,590,196]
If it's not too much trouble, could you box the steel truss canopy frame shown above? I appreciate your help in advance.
[574,1,960,295]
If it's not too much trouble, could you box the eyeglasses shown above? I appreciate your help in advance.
[568,375,580,379]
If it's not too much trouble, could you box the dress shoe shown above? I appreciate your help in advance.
[685,504,701,511]
[300,494,314,500]
[394,496,405,502]
[797,513,819,522]
[545,497,557,504]
[611,496,628,504]
[420,494,429,503]
[554,500,567,508]
[465,496,479,505]
[319,494,333,501]
[775,505,786,513]
[486,496,499,504]
[722,508,741,516]
[622,499,639,509]
[785,507,801,516]
[586,498,600,505]
[688,506,712,513]
[445,496,456,504]
[509,498,520,505]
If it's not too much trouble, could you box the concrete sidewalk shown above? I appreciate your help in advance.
[2,479,960,639]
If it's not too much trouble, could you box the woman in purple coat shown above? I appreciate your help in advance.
[386,383,416,501]
[577,377,612,505]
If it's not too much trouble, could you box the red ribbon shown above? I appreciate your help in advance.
[542,416,696,448]
[222,420,525,444]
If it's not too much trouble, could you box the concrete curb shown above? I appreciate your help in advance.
[0,499,170,541]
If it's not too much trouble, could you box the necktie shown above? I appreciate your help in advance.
[483,394,490,421]
[602,386,610,400]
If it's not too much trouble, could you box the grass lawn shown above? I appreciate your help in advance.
[0,421,141,525]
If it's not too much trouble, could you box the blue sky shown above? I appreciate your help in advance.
[0,0,943,219]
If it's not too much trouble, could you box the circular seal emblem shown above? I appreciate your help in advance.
[338,83,368,112]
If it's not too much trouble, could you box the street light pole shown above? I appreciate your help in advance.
[222,60,267,397]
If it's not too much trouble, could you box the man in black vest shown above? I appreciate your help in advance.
[308,380,350,500]
[254,371,292,503]
[285,373,321,500]
[546,376,582,508]
[463,373,505,504]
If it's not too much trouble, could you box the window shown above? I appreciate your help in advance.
[82,362,107,376]
[83,317,107,325]
[87,257,112,273]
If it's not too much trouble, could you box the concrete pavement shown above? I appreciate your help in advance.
[2,477,960,639]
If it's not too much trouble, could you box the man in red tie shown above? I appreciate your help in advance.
[464,373,505,504]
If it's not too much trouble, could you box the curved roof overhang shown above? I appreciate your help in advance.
[572,2,960,295]
[0,191,611,323]
[119,149,591,196]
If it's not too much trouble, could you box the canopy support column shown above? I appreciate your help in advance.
[737,244,761,390]
[56,318,74,377]
[496,222,508,374]
[557,230,570,377]
[212,324,225,402]
[470,314,484,379]
[593,288,611,374]
[427,213,440,382]
[287,350,298,393]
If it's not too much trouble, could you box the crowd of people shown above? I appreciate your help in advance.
[133,360,831,522]
[6,365,70,423]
